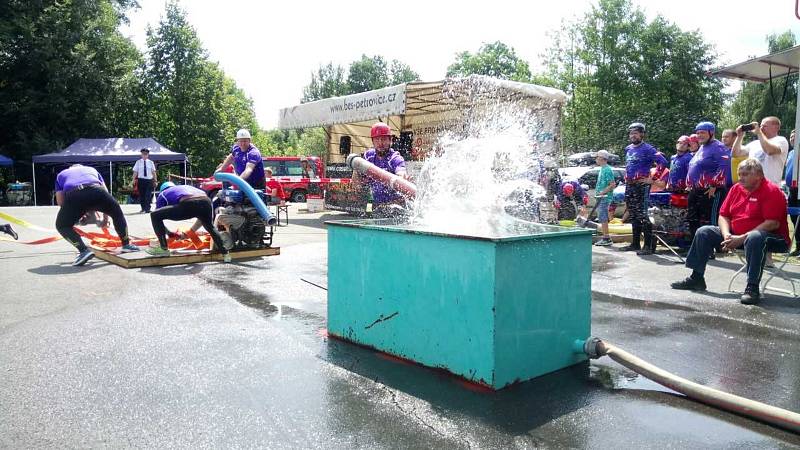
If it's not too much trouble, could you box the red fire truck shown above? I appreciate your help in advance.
[199,156,350,203]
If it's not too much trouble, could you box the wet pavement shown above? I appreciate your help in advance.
[1,205,799,448]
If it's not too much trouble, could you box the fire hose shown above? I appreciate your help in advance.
[346,154,417,199]
[577,337,800,433]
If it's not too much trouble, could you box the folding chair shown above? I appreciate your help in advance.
[274,203,289,226]
[727,209,800,298]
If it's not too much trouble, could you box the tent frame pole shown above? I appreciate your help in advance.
[32,163,37,206]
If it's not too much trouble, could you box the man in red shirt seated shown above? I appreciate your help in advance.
[671,158,790,304]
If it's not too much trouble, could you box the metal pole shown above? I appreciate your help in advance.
[183,160,187,185]
[794,65,800,200]
[32,162,37,206]
[109,161,113,197]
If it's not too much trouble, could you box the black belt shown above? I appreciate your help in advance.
[66,183,101,193]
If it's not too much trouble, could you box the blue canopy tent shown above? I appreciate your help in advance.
[0,154,12,167]
[31,138,187,205]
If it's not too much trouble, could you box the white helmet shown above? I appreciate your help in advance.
[236,129,251,140]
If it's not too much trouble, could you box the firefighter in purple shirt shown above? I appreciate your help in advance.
[146,182,229,259]
[54,164,139,266]
[668,135,693,192]
[686,121,729,241]
[621,122,668,255]
[356,122,409,217]
[216,129,266,190]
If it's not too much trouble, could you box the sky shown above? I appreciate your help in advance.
[121,0,800,129]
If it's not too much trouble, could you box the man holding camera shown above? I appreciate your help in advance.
[732,117,789,186]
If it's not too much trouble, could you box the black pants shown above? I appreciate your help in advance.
[56,186,129,251]
[625,182,651,249]
[687,187,723,241]
[138,178,154,212]
[150,197,226,252]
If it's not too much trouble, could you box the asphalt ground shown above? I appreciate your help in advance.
[1,204,799,448]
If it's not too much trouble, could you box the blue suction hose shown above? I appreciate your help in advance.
[575,337,800,433]
[213,172,277,226]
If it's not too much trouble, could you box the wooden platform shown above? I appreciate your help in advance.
[92,246,280,268]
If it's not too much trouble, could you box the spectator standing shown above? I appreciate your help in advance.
[732,116,789,185]
[685,121,729,241]
[132,148,156,213]
[593,150,617,246]
[668,135,692,192]
[620,122,668,255]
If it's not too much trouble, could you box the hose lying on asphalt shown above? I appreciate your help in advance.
[580,337,800,434]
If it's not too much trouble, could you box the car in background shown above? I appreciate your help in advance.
[565,151,622,168]
[578,167,626,190]
[199,156,327,203]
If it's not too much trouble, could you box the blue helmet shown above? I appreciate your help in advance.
[694,121,715,134]
[159,181,175,191]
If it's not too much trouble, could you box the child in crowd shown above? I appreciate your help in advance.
[593,150,617,246]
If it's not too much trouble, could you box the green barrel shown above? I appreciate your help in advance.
[327,219,593,390]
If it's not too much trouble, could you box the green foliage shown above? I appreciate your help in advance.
[0,0,141,165]
[725,31,797,136]
[545,0,723,156]
[137,2,259,174]
[302,63,348,103]
[446,41,532,82]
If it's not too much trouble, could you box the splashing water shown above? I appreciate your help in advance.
[406,77,564,237]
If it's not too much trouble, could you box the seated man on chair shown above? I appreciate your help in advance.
[671,158,790,304]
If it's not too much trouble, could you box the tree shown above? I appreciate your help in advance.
[446,41,532,82]
[302,63,348,103]
[0,0,141,165]
[724,31,797,137]
[545,0,723,156]
[141,2,260,174]
[347,55,390,94]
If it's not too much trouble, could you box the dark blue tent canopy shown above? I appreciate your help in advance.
[0,154,12,166]
[32,138,186,163]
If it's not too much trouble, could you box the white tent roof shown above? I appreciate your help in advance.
[278,75,568,129]
[711,45,800,83]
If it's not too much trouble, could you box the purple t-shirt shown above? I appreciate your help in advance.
[668,151,692,191]
[231,144,265,186]
[55,165,104,192]
[625,142,667,181]
[156,185,206,209]
[364,148,407,203]
[687,139,729,188]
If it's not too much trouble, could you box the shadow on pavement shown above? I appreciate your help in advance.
[28,261,107,274]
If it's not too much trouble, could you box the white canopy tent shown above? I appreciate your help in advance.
[278,75,569,163]
[711,45,800,194]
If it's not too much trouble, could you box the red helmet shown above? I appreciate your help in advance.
[688,134,699,143]
[371,122,392,138]
[562,183,575,196]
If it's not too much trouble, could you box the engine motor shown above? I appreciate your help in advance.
[648,204,689,247]
[214,188,274,249]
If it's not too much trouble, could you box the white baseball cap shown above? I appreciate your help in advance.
[236,129,251,139]
[595,150,611,160]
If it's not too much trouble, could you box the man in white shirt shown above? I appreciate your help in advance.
[132,148,157,213]
[732,116,789,185]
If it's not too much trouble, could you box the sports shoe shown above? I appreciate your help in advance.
[740,284,761,305]
[120,243,141,253]
[0,224,18,240]
[72,248,94,266]
[636,247,654,256]
[594,238,613,246]
[619,244,641,252]
[670,276,706,291]
[145,246,170,257]
[789,249,800,257]
[223,252,232,263]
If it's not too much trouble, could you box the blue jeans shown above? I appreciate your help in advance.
[686,225,789,285]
